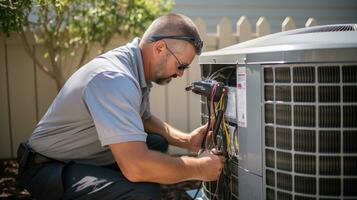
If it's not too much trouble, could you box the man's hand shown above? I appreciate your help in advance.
[110,141,224,183]
[196,149,225,181]
[187,124,208,152]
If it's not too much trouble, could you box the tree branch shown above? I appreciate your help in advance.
[78,43,88,68]
[99,36,112,54]
[20,29,56,79]
[43,3,61,79]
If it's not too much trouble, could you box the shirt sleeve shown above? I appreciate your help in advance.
[83,71,147,146]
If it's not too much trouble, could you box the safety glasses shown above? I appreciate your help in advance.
[149,35,203,55]
[161,40,189,71]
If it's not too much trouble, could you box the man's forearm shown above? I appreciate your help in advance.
[110,141,223,184]
[143,115,190,149]
[132,149,201,183]
[110,142,201,184]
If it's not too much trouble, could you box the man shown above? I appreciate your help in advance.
[18,13,225,200]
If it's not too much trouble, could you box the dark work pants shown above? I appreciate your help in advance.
[20,133,169,200]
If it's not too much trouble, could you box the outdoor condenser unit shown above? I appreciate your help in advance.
[197,24,357,200]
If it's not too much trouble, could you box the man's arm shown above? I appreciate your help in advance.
[143,115,205,152]
[109,141,224,184]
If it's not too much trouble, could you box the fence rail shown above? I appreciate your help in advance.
[0,16,318,158]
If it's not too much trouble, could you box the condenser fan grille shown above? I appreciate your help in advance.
[263,64,357,199]
[292,24,357,34]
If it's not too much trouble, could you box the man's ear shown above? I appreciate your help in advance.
[153,40,166,56]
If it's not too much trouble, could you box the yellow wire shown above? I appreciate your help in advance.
[214,91,234,160]
[222,115,232,160]
[219,92,232,159]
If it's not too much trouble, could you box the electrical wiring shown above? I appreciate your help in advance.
[201,99,211,150]
[212,88,226,148]
[222,115,232,160]
[189,65,237,200]
[217,161,232,200]
[206,84,232,200]
[218,89,231,157]
[207,66,236,80]
[212,80,234,200]
[191,181,203,200]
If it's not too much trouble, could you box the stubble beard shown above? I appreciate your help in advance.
[154,54,173,85]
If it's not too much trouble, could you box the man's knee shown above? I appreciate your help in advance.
[22,162,66,200]
[147,133,168,153]
[154,134,168,153]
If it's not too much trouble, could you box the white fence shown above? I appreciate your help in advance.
[0,16,318,158]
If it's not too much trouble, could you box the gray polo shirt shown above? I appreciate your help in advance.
[28,38,152,165]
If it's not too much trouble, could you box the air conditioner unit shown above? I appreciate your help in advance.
[197,24,357,200]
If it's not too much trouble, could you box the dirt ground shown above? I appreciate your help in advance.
[0,159,200,200]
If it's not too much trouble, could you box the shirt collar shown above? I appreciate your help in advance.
[127,37,151,89]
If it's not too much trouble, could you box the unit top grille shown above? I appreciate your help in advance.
[292,24,357,34]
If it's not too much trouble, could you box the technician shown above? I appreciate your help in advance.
[17,13,225,200]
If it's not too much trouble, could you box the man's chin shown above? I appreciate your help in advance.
[155,78,172,85]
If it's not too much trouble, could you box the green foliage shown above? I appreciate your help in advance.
[0,0,172,90]
[30,0,172,56]
[0,0,32,36]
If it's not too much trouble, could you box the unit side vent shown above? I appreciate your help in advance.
[263,64,357,199]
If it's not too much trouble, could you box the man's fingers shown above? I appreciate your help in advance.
[198,149,205,155]
[210,148,222,155]
[219,155,226,163]
[199,123,208,134]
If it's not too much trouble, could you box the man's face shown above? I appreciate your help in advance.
[152,41,196,85]
[154,54,172,85]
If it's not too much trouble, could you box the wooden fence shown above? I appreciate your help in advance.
[0,16,318,158]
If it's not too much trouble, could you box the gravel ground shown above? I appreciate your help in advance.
[0,160,200,200]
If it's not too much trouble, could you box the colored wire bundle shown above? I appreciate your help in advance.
[199,81,232,200]
[192,66,237,200]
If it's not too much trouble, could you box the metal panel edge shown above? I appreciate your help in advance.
[199,48,357,66]
[246,48,357,65]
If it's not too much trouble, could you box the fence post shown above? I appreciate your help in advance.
[218,17,235,48]
[282,17,296,31]
[305,17,318,27]
[0,33,12,158]
[237,16,252,43]
[256,17,271,37]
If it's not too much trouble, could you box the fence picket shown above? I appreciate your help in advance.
[237,16,252,43]
[218,17,235,48]
[195,17,207,49]
[305,17,318,27]
[282,17,296,31]
[256,17,271,37]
